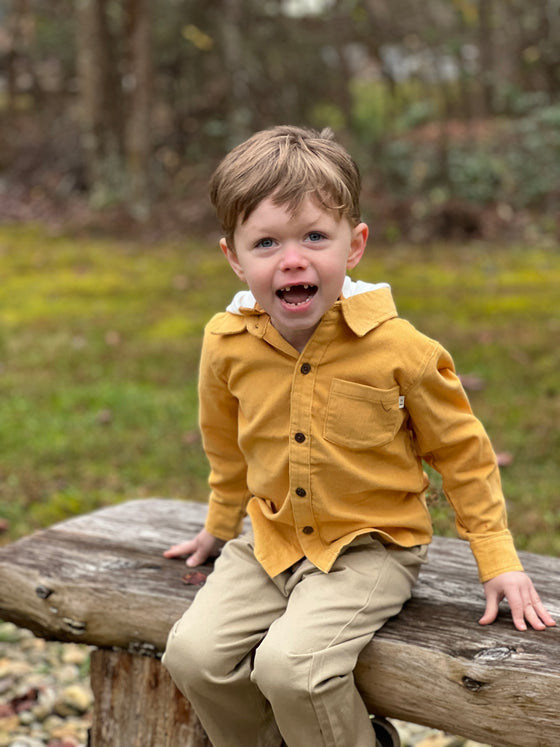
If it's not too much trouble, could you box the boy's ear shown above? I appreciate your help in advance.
[346,222,368,270]
[220,238,246,282]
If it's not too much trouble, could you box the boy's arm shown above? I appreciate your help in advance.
[480,570,556,631]
[404,342,555,629]
[163,325,249,565]
[407,344,520,579]
[197,328,251,540]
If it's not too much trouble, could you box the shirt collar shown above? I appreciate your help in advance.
[212,277,397,337]
[339,284,397,336]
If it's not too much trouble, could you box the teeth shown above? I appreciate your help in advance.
[279,284,312,292]
[275,284,317,307]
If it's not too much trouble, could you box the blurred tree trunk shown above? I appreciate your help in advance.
[124,0,154,218]
[328,1,355,132]
[76,0,125,205]
[5,0,39,112]
[478,0,496,114]
[539,0,560,99]
[76,0,153,213]
[5,0,26,112]
[219,0,252,145]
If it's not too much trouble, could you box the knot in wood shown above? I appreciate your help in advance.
[462,676,486,692]
[63,617,87,634]
[35,585,53,600]
[474,646,515,661]
[128,641,158,658]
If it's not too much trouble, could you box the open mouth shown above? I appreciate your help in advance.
[276,284,318,307]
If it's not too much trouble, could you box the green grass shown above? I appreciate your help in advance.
[1,225,559,557]
[0,225,240,538]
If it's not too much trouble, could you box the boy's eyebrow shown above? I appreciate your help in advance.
[244,214,336,238]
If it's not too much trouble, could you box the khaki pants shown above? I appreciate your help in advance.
[163,532,426,747]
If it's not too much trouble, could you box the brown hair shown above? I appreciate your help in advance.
[209,125,362,247]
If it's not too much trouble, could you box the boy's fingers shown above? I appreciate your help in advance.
[163,541,195,558]
[506,588,554,631]
[522,604,545,631]
[530,592,556,627]
[523,599,556,630]
[505,589,527,631]
[481,573,555,631]
[186,549,209,567]
[479,595,499,626]
[538,608,556,627]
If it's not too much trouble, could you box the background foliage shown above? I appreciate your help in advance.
[1,0,559,239]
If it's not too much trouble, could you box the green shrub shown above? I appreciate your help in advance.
[373,104,560,210]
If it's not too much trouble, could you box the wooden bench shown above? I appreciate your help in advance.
[0,498,558,747]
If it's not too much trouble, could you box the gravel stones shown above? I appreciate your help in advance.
[0,623,91,747]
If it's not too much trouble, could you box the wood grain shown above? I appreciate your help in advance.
[89,649,211,747]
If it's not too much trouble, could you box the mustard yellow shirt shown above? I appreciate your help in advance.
[198,280,523,582]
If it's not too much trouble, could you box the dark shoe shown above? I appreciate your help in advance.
[370,716,401,747]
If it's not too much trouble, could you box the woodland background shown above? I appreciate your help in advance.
[1,0,559,241]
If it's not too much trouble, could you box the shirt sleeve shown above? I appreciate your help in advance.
[198,329,251,541]
[405,343,523,582]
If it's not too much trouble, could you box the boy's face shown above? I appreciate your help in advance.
[220,195,368,352]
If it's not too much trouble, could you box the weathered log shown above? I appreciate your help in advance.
[0,499,211,652]
[0,498,559,747]
[89,649,211,747]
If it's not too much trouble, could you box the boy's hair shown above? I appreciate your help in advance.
[209,125,362,247]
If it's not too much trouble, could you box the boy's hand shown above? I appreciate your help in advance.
[479,570,556,631]
[163,529,224,567]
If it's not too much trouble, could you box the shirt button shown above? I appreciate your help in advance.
[300,362,311,375]
[295,487,307,497]
[302,526,314,534]
[294,432,306,443]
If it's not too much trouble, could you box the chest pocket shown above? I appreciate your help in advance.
[324,379,403,449]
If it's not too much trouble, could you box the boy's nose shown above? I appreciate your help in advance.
[279,243,308,271]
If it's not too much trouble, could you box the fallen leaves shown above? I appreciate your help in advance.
[181,571,207,587]
[0,687,40,718]
[495,451,514,467]
[458,373,485,392]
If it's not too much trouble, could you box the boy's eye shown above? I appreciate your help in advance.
[307,232,325,242]
[256,238,275,248]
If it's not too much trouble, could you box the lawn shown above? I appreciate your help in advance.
[1,225,559,556]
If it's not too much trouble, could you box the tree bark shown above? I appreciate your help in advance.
[124,0,154,218]
[90,649,211,747]
[478,0,496,114]
[219,0,252,144]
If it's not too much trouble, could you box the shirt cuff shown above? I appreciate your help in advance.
[469,530,524,582]
[204,494,246,541]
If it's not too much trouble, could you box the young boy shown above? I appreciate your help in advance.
[162,125,555,747]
